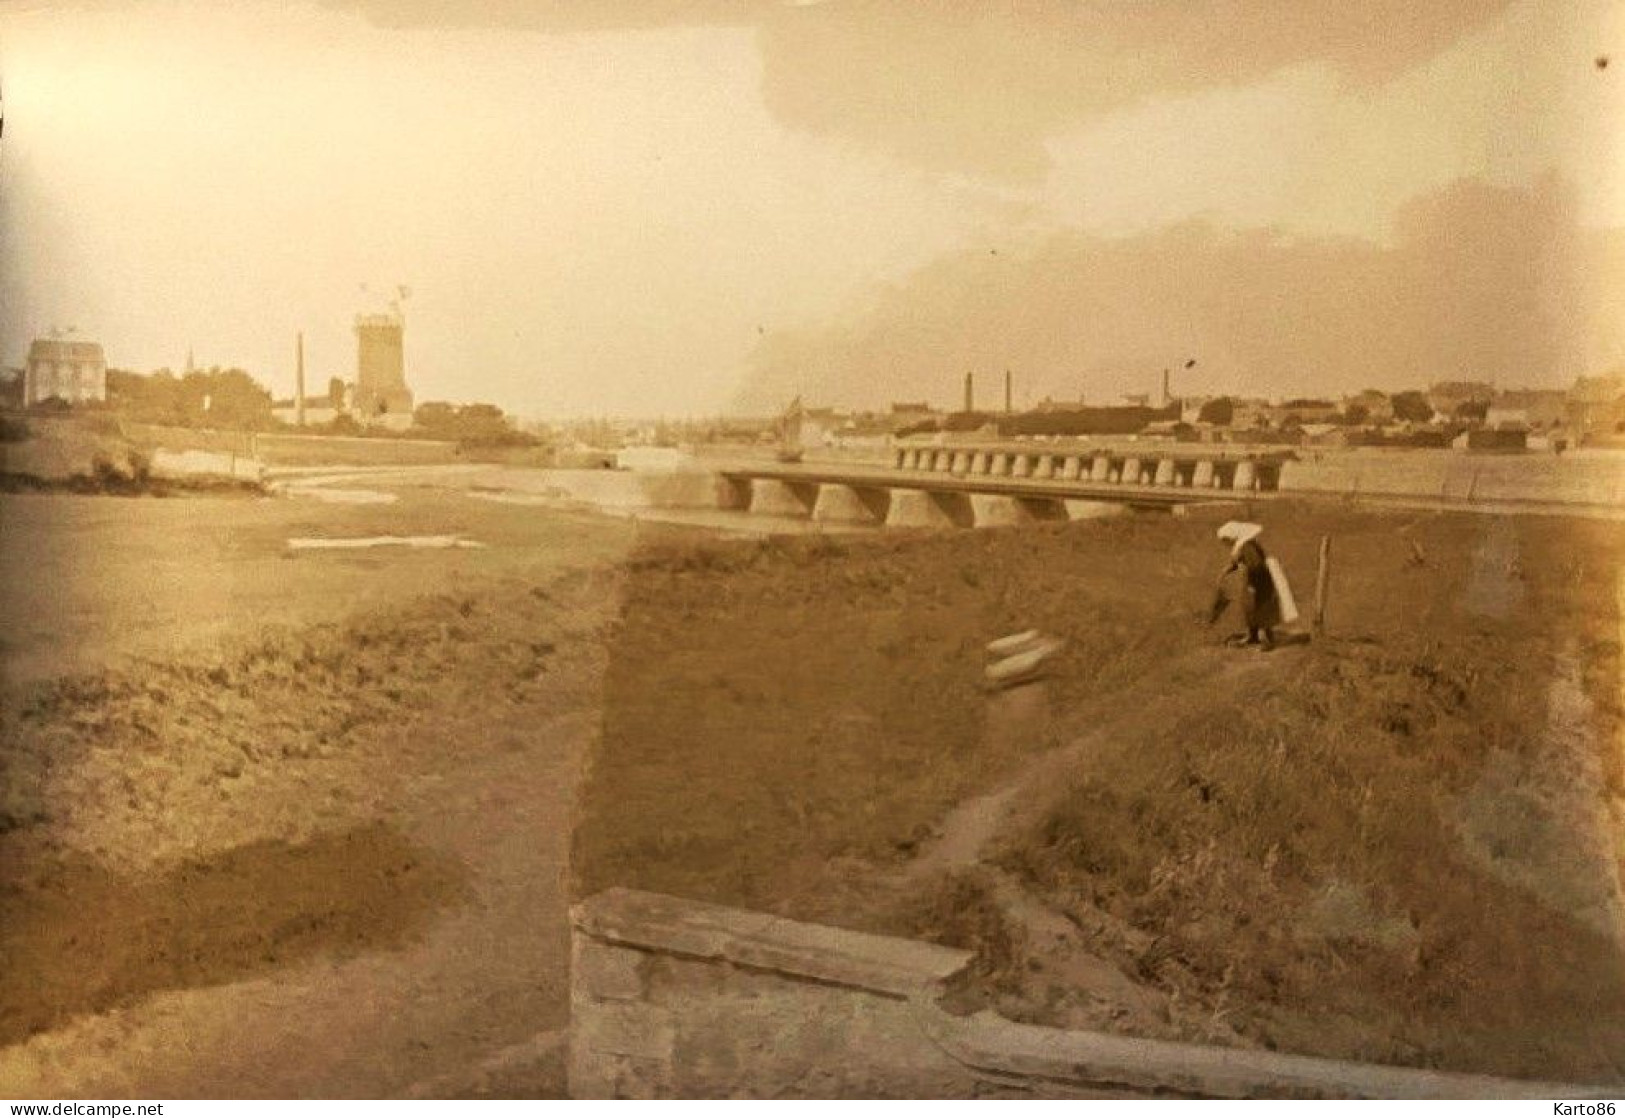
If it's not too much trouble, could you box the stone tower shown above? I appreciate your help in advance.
[353,312,413,425]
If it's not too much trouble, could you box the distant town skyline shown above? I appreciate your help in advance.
[1,0,1620,418]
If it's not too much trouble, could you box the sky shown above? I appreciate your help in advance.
[0,0,1621,417]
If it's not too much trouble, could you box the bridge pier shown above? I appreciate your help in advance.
[812,483,890,524]
[749,478,818,517]
[1030,454,1054,480]
[720,476,753,510]
[1152,459,1176,486]
[886,488,973,529]
[1232,461,1256,491]
[1120,457,1143,485]
[968,494,1067,527]
[1065,499,1130,520]
[1193,460,1215,488]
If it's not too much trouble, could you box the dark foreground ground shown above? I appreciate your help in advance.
[575,503,1625,1085]
[0,490,657,1097]
[2,488,1621,1094]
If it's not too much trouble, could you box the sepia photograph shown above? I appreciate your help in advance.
[0,0,1622,1104]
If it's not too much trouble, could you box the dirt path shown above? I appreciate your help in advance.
[891,644,1285,1044]
[909,646,1278,879]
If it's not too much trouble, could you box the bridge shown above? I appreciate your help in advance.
[719,443,1286,528]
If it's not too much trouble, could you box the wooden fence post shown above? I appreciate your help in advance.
[1314,535,1332,634]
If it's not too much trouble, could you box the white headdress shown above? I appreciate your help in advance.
[1216,521,1263,555]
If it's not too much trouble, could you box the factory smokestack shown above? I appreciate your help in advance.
[1004,369,1012,414]
[295,332,306,427]
[963,371,974,414]
[1162,367,1171,408]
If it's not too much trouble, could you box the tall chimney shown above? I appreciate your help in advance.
[1162,367,1171,408]
[295,332,306,427]
[964,371,974,414]
[1004,369,1013,414]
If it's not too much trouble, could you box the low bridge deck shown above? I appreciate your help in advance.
[720,462,1265,508]
[716,457,1273,528]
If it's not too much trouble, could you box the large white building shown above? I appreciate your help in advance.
[25,338,107,405]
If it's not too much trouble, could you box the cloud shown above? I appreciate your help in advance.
[324,0,1517,179]
[733,175,1624,412]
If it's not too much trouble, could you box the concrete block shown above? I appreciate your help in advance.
[577,1001,676,1062]
[1030,455,1054,480]
[574,939,647,1002]
[885,489,959,528]
[969,494,1033,527]
[1232,461,1255,491]
[812,484,883,523]
[573,888,778,959]
[1090,455,1111,482]
[1060,455,1083,481]
[1011,454,1031,478]
[730,919,972,997]
[1193,460,1215,488]
[570,1048,671,1100]
[1152,459,1176,486]
[569,889,1599,1101]
[748,478,815,517]
[720,476,753,509]
[1121,457,1142,485]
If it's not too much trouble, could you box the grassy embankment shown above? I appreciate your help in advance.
[573,504,1624,1082]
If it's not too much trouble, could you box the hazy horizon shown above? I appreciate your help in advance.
[1,0,1621,418]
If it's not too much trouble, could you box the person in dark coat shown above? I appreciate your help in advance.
[1209,521,1282,649]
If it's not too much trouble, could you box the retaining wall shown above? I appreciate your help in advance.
[149,447,264,483]
[251,432,460,467]
[570,888,1603,1100]
[1279,449,1625,508]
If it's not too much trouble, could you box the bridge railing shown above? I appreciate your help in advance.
[891,442,1282,492]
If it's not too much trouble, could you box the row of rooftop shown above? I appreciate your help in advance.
[767,374,1625,451]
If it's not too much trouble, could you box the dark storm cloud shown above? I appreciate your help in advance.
[733,176,1623,412]
[323,0,1516,179]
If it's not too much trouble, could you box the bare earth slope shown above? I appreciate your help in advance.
[575,506,1625,1084]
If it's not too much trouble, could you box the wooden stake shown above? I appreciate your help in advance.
[1314,535,1332,634]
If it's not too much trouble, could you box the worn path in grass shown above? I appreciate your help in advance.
[909,646,1280,878]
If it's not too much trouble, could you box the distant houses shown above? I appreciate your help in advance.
[24,338,107,406]
[872,369,1625,453]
